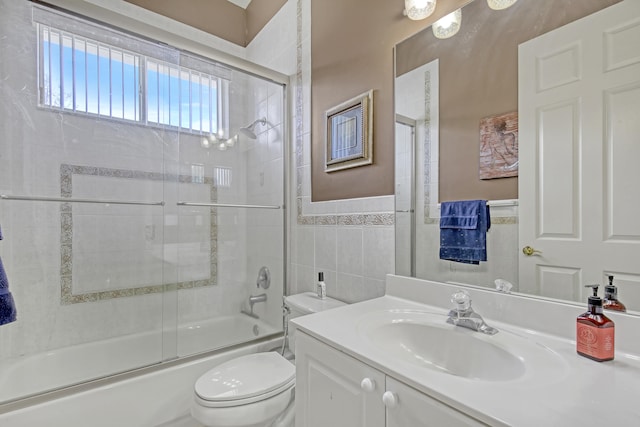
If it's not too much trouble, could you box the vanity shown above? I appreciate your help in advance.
[292,275,640,426]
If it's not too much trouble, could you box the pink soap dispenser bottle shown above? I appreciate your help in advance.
[576,284,615,362]
[603,275,627,312]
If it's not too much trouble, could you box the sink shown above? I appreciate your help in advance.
[358,310,564,382]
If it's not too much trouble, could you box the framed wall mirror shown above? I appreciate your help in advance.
[394,0,640,315]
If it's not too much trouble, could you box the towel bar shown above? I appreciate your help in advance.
[0,194,165,206]
[177,202,282,209]
[487,200,518,207]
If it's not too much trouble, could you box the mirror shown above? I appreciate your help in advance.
[394,0,640,315]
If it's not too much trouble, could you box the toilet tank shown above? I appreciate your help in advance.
[283,292,345,353]
[284,292,345,317]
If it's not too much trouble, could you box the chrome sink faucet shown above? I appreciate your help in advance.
[446,290,498,335]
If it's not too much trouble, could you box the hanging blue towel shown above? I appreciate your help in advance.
[439,200,491,265]
[0,226,17,325]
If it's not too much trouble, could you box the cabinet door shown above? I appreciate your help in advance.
[295,332,385,427]
[385,377,486,427]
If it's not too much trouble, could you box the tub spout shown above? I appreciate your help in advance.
[249,293,267,308]
[241,293,267,319]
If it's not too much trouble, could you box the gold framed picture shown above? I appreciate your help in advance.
[325,90,373,172]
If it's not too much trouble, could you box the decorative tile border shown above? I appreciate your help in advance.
[294,0,394,227]
[59,164,218,305]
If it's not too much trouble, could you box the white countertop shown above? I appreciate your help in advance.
[292,275,640,426]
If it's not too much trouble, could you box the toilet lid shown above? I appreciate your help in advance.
[195,352,295,406]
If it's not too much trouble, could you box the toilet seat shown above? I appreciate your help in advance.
[194,352,295,408]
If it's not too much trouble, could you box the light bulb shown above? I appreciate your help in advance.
[432,9,462,39]
[437,13,456,29]
[404,0,436,21]
[225,134,238,148]
[218,141,228,151]
[201,137,211,149]
[487,0,518,11]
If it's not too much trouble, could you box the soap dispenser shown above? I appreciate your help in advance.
[576,284,614,362]
[603,275,626,312]
[316,272,326,300]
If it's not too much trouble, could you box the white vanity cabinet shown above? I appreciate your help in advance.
[295,331,485,427]
[384,376,485,427]
[295,330,385,427]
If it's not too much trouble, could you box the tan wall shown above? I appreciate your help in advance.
[123,0,620,202]
[396,0,620,202]
[246,0,287,43]
[125,0,285,47]
[311,0,470,202]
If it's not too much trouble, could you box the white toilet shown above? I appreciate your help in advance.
[191,292,346,427]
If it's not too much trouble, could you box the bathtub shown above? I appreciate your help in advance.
[0,314,281,425]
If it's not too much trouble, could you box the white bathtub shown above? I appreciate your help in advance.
[0,315,280,411]
[178,314,278,356]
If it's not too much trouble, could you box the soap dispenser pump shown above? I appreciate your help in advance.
[576,284,614,362]
[603,275,626,312]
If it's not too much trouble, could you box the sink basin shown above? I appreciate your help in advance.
[358,310,563,382]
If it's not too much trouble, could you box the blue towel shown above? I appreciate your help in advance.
[439,200,491,265]
[0,226,17,325]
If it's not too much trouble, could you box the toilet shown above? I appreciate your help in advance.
[191,292,346,427]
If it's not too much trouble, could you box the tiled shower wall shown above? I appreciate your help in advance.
[0,0,285,359]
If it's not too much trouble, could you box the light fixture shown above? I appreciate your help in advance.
[404,0,437,21]
[201,118,266,151]
[201,129,229,149]
[487,0,518,10]
[432,9,462,39]
[225,134,238,148]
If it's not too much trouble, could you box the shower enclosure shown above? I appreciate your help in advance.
[0,0,286,404]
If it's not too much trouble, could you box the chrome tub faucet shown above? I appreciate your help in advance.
[241,293,267,319]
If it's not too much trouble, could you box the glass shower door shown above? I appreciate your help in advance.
[175,66,286,357]
[0,0,178,403]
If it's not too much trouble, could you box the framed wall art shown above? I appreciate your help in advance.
[325,90,373,172]
[479,111,518,179]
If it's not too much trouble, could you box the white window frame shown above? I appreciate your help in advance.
[36,20,230,136]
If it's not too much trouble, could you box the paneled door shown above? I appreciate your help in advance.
[518,0,640,305]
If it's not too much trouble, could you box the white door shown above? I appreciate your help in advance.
[385,377,484,427]
[518,0,640,306]
[395,118,416,277]
[295,332,385,427]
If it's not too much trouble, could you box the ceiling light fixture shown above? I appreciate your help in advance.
[487,0,518,10]
[404,0,437,21]
[432,9,462,39]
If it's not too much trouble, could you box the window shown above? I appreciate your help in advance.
[40,26,141,121]
[38,23,227,135]
[146,59,219,134]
